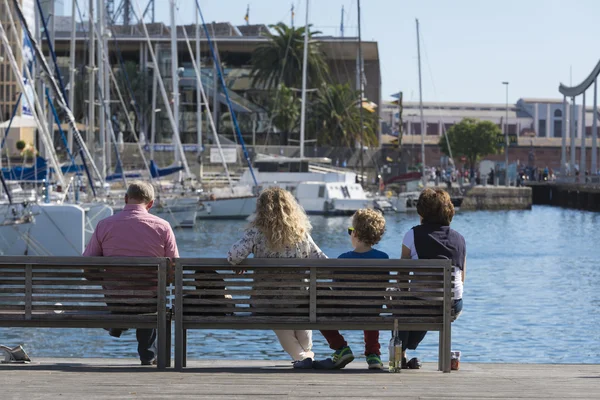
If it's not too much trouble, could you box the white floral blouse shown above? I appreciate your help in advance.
[227,228,328,263]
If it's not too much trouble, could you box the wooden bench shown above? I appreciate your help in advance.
[174,258,454,372]
[0,256,170,369]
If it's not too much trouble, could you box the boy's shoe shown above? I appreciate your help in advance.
[331,346,355,369]
[366,354,383,370]
[292,358,314,369]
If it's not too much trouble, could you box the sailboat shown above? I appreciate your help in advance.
[0,0,112,255]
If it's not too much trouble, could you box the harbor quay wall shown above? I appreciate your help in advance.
[528,182,600,211]
[460,186,532,211]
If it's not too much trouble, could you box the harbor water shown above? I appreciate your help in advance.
[1,206,599,363]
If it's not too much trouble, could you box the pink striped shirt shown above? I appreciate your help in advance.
[84,204,179,258]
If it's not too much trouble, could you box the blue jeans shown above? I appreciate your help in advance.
[396,298,463,352]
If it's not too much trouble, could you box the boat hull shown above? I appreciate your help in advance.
[196,196,257,219]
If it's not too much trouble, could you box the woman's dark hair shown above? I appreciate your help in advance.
[416,188,455,225]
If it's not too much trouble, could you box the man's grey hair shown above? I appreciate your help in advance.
[126,181,155,204]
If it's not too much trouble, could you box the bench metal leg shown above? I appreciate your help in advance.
[182,329,187,368]
[438,331,443,371]
[443,321,451,373]
[166,320,172,368]
[157,310,167,370]
[175,320,184,370]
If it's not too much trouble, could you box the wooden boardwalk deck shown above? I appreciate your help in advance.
[1,358,599,399]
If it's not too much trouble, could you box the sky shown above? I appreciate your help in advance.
[62,0,600,104]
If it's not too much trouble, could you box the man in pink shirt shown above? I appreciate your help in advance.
[84,181,179,365]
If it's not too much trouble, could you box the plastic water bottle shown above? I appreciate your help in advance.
[388,319,402,372]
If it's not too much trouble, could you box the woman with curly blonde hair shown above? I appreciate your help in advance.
[228,187,327,369]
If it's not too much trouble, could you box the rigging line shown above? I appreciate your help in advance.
[10,0,103,187]
[130,0,192,178]
[33,0,69,105]
[46,89,78,169]
[104,8,143,127]
[195,0,258,186]
[261,0,302,147]
[179,18,235,190]
[420,30,454,162]
[0,3,66,189]
[95,79,128,188]
[90,19,152,184]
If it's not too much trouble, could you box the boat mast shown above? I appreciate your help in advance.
[169,0,181,171]
[196,9,203,182]
[97,0,106,180]
[416,19,426,184]
[357,0,364,185]
[299,0,309,159]
[67,0,76,151]
[88,0,96,152]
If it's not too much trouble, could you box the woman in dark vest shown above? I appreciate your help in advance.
[399,188,465,369]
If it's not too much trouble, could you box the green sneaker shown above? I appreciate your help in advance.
[366,354,383,370]
[331,346,355,369]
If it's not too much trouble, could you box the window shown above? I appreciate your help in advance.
[411,123,421,135]
[318,185,325,198]
[554,109,562,118]
[426,123,438,135]
[553,120,562,137]
[538,119,546,137]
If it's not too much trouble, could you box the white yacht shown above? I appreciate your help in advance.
[196,185,257,220]
[238,156,371,216]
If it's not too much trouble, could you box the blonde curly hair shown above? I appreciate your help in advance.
[252,187,312,250]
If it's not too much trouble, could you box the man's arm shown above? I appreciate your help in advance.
[164,226,180,258]
[83,226,103,256]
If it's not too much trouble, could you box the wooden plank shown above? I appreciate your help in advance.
[27,297,156,303]
[182,298,308,305]
[184,281,309,288]
[183,307,308,314]
[180,289,308,296]
[28,289,156,295]
[179,257,450,268]
[31,305,155,312]
[0,256,164,266]
[29,280,158,286]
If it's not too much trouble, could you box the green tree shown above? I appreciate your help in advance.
[309,83,378,147]
[270,85,301,145]
[439,118,500,175]
[250,23,329,90]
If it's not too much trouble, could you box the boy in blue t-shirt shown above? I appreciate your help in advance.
[317,209,389,370]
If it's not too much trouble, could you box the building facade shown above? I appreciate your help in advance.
[381,97,596,140]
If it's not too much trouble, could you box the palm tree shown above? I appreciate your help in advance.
[309,83,378,148]
[250,23,329,90]
[270,85,301,145]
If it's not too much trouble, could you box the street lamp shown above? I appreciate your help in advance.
[502,81,509,185]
